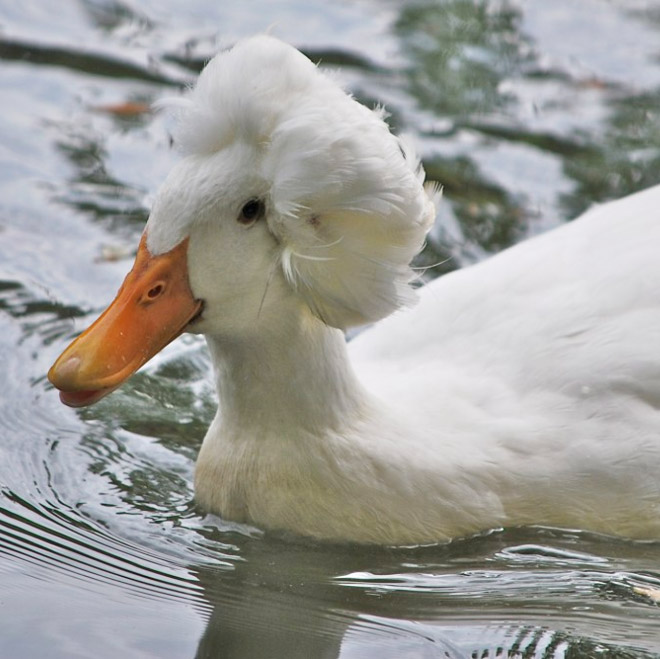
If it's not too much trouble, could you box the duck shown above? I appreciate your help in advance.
[48,35,660,545]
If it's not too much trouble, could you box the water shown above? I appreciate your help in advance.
[1,1,660,656]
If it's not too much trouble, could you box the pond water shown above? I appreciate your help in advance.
[2,0,660,657]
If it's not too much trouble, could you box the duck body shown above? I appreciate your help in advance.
[351,185,660,542]
[195,184,660,544]
[49,36,660,545]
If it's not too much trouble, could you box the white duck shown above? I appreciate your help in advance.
[49,35,660,545]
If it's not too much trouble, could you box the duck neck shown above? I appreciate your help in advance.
[205,312,369,440]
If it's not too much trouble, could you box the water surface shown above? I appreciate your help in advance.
[2,1,660,656]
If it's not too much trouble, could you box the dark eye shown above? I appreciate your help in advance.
[238,198,264,225]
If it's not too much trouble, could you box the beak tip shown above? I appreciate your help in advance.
[59,388,108,408]
[49,353,110,407]
[48,354,81,390]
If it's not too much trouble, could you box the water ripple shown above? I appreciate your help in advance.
[0,492,208,612]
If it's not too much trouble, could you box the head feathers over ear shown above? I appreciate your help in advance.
[172,35,438,329]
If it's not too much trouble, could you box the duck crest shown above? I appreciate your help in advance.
[170,34,438,328]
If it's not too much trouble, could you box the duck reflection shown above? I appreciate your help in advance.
[187,532,644,659]
[191,536,466,659]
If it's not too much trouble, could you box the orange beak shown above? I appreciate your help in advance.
[48,233,203,407]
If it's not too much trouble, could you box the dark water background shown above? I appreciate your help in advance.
[2,1,660,656]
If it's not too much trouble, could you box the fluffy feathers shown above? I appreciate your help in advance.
[165,35,436,328]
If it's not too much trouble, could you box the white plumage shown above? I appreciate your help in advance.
[150,36,436,328]
[51,35,660,544]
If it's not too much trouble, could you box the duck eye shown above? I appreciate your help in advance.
[238,198,264,225]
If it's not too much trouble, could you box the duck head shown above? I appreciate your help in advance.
[48,35,437,407]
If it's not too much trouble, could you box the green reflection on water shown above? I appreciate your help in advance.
[397,0,528,117]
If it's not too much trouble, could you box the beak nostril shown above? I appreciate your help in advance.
[146,283,165,300]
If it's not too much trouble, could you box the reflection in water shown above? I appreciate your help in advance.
[192,530,660,657]
[4,481,660,658]
[395,0,660,278]
[2,0,660,656]
[562,90,660,218]
[397,1,528,117]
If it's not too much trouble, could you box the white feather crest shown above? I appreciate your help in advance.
[174,35,438,329]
